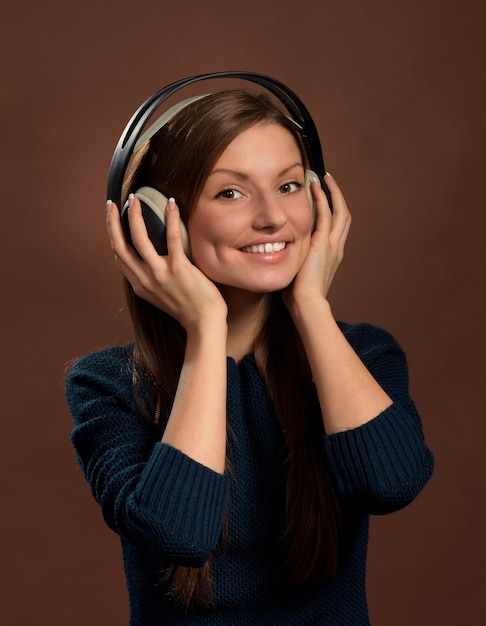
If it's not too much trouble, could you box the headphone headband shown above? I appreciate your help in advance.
[107,71,327,209]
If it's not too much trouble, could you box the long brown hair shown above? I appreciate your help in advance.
[122,90,341,607]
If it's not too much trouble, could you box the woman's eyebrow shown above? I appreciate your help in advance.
[208,162,304,180]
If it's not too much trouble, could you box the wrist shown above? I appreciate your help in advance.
[181,297,228,334]
[185,310,228,343]
[287,292,332,325]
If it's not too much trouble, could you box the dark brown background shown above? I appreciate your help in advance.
[2,0,485,624]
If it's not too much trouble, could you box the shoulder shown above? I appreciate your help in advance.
[67,344,134,377]
[337,321,402,355]
[337,322,412,392]
[65,344,135,404]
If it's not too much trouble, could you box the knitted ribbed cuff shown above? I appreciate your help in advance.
[135,443,230,549]
[325,403,428,505]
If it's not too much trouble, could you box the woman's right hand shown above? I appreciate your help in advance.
[106,195,228,332]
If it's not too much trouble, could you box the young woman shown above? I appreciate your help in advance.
[66,88,434,625]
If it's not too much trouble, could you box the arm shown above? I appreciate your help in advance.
[284,177,433,510]
[66,347,230,565]
[106,196,228,473]
[65,197,231,565]
[324,323,434,512]
[284,174,392,434]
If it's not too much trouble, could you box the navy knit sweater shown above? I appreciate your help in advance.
[66,322,434,625]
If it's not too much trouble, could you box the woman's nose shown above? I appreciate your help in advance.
[252,193,287,230]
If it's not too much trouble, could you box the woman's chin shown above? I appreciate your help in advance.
[217,277,295,300]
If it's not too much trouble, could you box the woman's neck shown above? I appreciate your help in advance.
[223,291,270,363]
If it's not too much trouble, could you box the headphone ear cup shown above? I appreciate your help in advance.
[121,186,191,258]
[305,169,333,232]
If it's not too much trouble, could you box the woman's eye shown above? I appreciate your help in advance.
[216,188,242,200]
[279,181,303,194]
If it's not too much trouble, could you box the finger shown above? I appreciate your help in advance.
[310,178,332,234]
[111,247,142,288]
[338,212,352,259]
[325,174,351,228]
[324,174,352,257]
[106,199,134,258]
[125,194,161,262]
[324,173,349,216]
[106,198,148,282]
[164,197,187,259]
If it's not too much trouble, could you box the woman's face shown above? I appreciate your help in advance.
[188,122,313,300]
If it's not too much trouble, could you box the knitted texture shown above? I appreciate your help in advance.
[66,322,434,625]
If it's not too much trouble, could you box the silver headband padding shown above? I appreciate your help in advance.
[133,94,209,152]
[286,116,303,130]
[133,92,303,154]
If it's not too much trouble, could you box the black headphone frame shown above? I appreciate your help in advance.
[106,71,330,210]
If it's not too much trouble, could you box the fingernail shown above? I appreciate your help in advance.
[325,172,333,178]
[167,197,176,209]
[106,199,113,214]
[128,193,135,209]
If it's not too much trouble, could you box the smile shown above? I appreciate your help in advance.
[241,242,287,254]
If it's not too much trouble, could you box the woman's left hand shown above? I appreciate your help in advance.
[283,173,351,309]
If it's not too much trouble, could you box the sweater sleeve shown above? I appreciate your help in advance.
[324,324,434,514]
[65,347,230,566]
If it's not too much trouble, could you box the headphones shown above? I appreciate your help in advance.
[106,71,331,256]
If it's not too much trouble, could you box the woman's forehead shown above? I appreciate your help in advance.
[212,122,302,167]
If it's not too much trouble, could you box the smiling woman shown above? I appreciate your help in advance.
[65,78,434,625]
[190,123,313,299]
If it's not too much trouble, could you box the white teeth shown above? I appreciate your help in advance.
[243,242,286,254]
